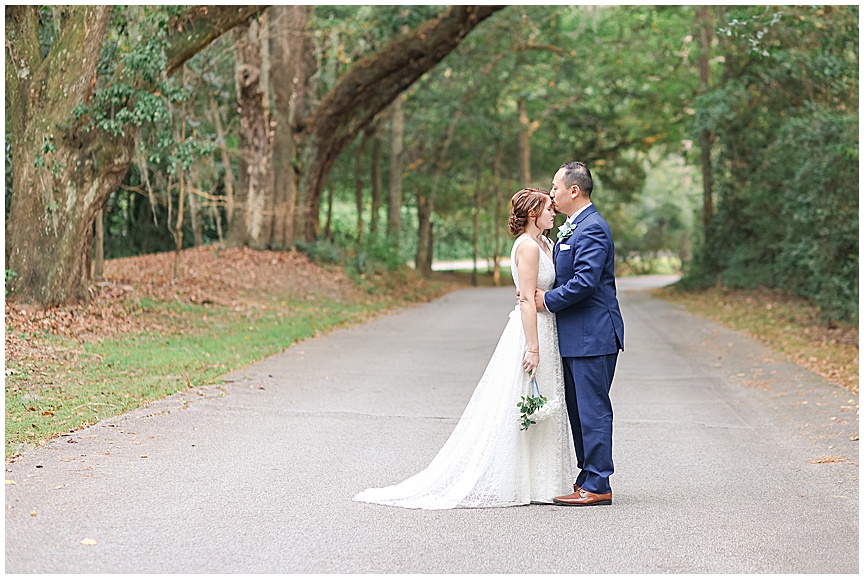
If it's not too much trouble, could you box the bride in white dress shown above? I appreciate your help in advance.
[355,188,576,509]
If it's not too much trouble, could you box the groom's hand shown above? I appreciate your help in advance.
[534,289,547,312]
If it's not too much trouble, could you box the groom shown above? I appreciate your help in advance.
[534,161,624,507]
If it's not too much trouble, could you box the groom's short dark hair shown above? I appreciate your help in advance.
[560,161,593,198]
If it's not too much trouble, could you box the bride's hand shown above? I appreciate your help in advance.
[522,350,539,376]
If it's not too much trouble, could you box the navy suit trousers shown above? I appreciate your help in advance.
[562,352,618,495]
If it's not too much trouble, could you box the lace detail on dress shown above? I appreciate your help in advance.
[354,235,575,509]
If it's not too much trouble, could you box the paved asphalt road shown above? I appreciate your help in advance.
[5,275,859,573]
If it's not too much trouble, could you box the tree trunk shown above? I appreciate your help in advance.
[292,8,318,243]
[259,10,271,112]
[324,183,335,242]
[387,96,405,243]
[5,5,264,306]
[173,143,186,281]
[5,6,121,305]
[696,6,714,232]
[415,85,473,275]
[354,130,372,242]
[491,142,504,287]
[184,109,203,250]
[424,217,434,274]
[93,209,105,281]
[270,5,309,248]
[189,180,203,247]
[299,6,504,242]
[518,97,531,183]
[413,50,503,276]
[211,203,224,244]
[516,88,577,189]
[415,195,433,272]
[230,18,274,250]
[471,174,481,287]
[208,96,236,227]
[370,126,383,236]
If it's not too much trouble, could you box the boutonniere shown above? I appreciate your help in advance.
[557,221,575,240]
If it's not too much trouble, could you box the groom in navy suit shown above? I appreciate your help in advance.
[534,161,624,507]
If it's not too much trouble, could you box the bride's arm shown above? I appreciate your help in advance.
[515,241,541,377]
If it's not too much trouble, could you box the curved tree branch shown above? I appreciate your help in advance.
[166,5,268,76]
[305,5,505,148]
[299,5,506,240]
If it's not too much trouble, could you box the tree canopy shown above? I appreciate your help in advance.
[4,5,858,321]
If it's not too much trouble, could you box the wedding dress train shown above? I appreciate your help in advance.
[354,235,576,509]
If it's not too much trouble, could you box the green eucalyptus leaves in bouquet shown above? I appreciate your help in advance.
[517,374,547,431]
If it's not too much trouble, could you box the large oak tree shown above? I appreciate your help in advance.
[6,5,503,306]
[5,5,265,306]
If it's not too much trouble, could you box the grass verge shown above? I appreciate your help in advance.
[5,255,466,458]
[654,285,858,394]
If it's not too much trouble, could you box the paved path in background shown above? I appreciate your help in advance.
[5,275,858,573]
[431,257,510,271]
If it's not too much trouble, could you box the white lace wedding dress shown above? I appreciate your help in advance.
[354,235,576,509]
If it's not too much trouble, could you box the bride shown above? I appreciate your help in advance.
[354,187,576,509]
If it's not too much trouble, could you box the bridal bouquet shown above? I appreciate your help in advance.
[517,374,547,431]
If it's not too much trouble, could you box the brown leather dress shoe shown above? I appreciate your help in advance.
[553,488,612,507]
[573,483,582,493]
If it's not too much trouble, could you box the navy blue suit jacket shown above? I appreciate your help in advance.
[545,205,624,358]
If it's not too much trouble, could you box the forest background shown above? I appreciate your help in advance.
[4,5,859,454]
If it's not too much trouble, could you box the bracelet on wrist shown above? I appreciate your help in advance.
[526,349,539,353]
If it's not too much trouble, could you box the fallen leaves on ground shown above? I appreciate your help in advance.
[6,246,357,351]
[5,244,470,457]
[808,456,848,464]
[5,246,371,378]
[655,285,858,393]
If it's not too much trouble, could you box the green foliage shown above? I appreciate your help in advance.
[517,393,547,431]
[294,232,407,293]
[68,6,214,180]
[770,113,858,321]
[684,5,858,322]
[4,136,13,222]
[387,5,701,269]
[5,270,18,296]
[351,233,405,275]
[293,239,346,265]
[28,4,849,325]
[611,153,701,275]
[71,8,177,138]
[76,7,232,259]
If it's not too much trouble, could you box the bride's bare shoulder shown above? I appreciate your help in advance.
[514,235,540,266]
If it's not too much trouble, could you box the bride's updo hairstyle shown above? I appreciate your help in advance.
[508,187,550,236]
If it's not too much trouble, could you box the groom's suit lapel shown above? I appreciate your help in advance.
[554,229,568,262]
[567,206,597,249]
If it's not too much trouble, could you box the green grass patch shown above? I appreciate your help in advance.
[5,297,390,457]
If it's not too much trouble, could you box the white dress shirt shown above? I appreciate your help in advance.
[566,202,593,225]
